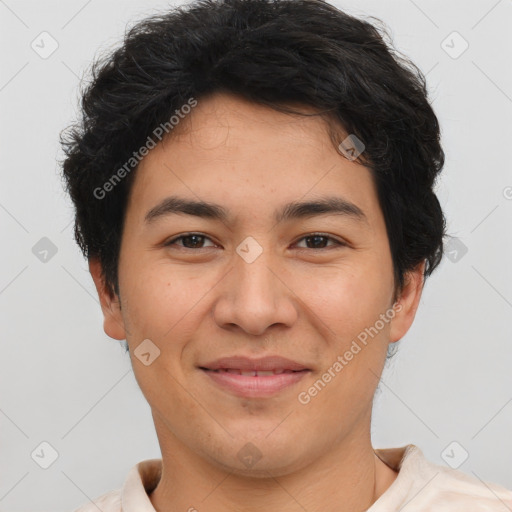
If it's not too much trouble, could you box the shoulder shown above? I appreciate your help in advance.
[372,444,512,511]
[71,488,121,512]
[404,445,512,510]
[426,464,512,510]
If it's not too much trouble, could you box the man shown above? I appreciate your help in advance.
[60,0,512,510]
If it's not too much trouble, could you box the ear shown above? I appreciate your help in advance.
[389,260,426,343]
[88,257,127,340]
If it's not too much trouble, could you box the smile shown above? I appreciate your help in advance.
[200,368,310,397]
[209,368,300,376]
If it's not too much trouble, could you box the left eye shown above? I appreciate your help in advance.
[294,233,344,249]
[164,233,344,250]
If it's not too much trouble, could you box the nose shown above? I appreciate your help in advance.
[212,239,298,336]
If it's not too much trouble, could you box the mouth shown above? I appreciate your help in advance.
[198,355,311,397]
[203,368,304,376]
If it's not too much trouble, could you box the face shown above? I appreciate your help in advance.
[90,92,424,476]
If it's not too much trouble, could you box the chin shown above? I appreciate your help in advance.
[203,434,311,477]
[212,451,305,478]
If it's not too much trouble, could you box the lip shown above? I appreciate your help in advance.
[201,368,310,398]
[198,355,311,398]
[199,355,310,372]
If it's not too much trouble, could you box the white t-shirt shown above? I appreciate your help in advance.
[72,444,512,511]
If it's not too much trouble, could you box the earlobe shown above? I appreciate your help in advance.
[88,257,127,341]
[388,261,426,343]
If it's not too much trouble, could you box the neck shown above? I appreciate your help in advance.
[149,413,398,512]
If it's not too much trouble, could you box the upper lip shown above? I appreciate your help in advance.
[200,355,310,372]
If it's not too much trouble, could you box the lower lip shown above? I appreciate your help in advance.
[201,369,310,398]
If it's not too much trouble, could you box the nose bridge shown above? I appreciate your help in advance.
[235,236,276,298]
[213,235,297,335]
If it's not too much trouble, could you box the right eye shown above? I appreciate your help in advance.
[163,233,217,250]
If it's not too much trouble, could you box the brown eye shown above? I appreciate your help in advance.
[165,233,216,249]
[295,233,345,250]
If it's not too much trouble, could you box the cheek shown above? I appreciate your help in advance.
[119,257,199,338]
[296,260,392,345]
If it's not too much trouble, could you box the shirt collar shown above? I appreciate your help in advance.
[121,458,162,512]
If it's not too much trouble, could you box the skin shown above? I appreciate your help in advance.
[89,91,425,512]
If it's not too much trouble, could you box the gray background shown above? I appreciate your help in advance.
[1,0,511,510]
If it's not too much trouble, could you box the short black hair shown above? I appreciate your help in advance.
[60,0,446,304]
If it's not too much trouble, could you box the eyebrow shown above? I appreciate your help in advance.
[144,195,368,226]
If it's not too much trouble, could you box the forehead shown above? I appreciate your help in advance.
[154,93,344,159]
[125,92,381,228]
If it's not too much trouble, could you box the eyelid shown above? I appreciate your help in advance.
[164,232,347,250]
[293,232,347,249]
[164,232,217,248]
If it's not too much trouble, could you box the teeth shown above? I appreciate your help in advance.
[214,369,298,376]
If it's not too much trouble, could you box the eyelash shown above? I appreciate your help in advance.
[164,232,346,251]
